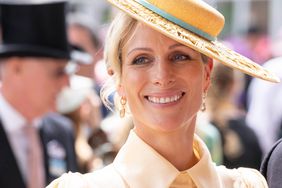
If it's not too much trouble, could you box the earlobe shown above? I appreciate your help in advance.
[117,84,126,97]
[107,68,114,76]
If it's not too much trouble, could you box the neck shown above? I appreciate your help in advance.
[136,117,198,171]
[1,85,40,123]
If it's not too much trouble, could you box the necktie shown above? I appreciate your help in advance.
[24,124,45,188]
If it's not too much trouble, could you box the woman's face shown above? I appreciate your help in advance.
[120,23,212,134]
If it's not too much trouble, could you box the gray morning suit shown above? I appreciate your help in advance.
[0,113,78,188]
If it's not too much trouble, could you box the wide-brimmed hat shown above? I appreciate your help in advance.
[0,0,70,59]
[107,0,279,83]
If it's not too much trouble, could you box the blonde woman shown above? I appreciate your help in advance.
[48,0,279,187]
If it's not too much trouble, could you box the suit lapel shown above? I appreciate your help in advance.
[0,120,26,188]
[39,126,49,184]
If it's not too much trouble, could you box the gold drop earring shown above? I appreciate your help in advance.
[201,92,207,112]
[120,96,127,118]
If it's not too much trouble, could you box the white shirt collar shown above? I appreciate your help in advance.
[113,130,221,188]
[0,93,26,133]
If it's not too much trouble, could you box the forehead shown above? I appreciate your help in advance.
[123,22,198,54]
[123,23,171,54]
[127,23,177,46]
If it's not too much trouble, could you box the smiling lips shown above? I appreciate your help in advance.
[146,92,185,104]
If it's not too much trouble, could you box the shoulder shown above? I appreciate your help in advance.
[216,166,268,188]
[47,164,126,188]
[40,113,74,136]
[261,139,282,186]
[46,172,90,188]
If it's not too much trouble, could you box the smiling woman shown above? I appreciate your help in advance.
[47,0,277,188]
[119,23,210,137]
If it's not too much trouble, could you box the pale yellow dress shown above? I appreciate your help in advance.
[47,131,268,188]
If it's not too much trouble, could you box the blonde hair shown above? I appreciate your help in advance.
[100,12,138,112]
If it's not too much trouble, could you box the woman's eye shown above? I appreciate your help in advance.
[132,56,150,65]
[172,54,190,62]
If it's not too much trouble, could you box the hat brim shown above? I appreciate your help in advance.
[108,0,279,83]
[0,45,70,59]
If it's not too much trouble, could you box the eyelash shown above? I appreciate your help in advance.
[132,56,152,65]
[170,54,191,62]
[131,53,192,65]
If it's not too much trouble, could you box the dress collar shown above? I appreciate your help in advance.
[113,130,221,188]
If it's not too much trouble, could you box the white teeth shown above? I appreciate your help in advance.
[165,97,170,103]
[148,94,182,104]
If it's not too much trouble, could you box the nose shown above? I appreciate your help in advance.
[152,60,175,87]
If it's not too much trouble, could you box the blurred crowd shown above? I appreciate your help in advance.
[1,0,282,187]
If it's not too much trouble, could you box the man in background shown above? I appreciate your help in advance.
[0,1,78,187]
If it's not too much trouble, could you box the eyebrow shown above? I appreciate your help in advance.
[126,43,194,56]
[127,47,153,56]
[169,43,186,49]
[169,43,197,53]
[168,43,195,51]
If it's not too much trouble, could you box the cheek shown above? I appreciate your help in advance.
[192,64,207,89]
[21,69,59,109]
[30,76,58,103]
[34,77,52,92]
[120,69,146,112]
[183,67,205,103]
[22,74,43,94]
[183,66,204,86]
[121,69,145,95]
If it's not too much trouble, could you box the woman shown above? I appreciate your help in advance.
[47,0,279,187]
[207,63,262,169]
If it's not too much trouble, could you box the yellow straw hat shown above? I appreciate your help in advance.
[107,0,279,83]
